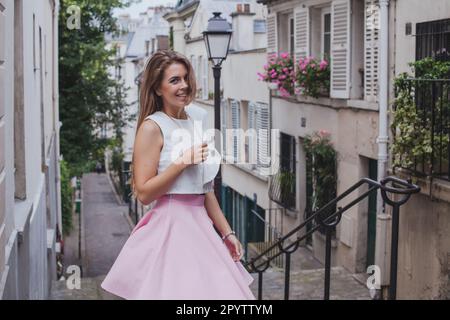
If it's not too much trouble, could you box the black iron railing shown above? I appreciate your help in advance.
[394,79,450,181]
[244,176,420,300]
[245,205,285,269]
[269,169,296,210]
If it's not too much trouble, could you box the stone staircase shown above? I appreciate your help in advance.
[249,266,371,300]
[247,243,371,300]
[50,275,122,300]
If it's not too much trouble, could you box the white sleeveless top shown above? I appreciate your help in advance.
[145,103,222,195]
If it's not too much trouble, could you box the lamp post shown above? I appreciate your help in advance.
[203,12,232,205]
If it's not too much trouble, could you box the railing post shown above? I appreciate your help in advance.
[389,202,400,300]
[284,253,291,300]
[379,177,420,300]
[258,272,263,300]
[324,227,332,300]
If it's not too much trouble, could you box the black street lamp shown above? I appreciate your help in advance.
[203,12,232,205]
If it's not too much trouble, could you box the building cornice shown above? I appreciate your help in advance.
[164,0,200,22]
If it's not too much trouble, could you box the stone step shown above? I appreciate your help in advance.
[50,275,122,300]
[249,266,371,300]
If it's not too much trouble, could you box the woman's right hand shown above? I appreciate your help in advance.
[176,142,209,169]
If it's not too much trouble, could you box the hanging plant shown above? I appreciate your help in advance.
[257,52,296,97]
[304,131,337,232]
[296,57,330,98]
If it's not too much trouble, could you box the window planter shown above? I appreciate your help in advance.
[296,57,330,99]
[257,52,296,97]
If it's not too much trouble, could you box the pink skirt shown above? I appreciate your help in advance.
[101,193,255,300]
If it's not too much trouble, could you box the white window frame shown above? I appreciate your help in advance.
[289,13,294,58]
[321,8,331,60]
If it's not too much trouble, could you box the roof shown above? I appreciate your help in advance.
[125,11,170,58]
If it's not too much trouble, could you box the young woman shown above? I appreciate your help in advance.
[101,50,255,300]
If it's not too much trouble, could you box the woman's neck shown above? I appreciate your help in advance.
[163,107,188,120]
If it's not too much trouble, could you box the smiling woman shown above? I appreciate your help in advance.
[101,50,255,300]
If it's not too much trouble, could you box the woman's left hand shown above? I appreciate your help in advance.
[224,235,244,262]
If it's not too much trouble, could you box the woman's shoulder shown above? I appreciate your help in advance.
[139,117,163,141]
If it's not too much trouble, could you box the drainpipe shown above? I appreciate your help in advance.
[375,0,391,299]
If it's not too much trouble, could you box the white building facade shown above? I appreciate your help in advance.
[0,0,61,299]
[164,0,273,258]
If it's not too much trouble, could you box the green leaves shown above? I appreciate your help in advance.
[304,131,337,213]
[59,0,132,176]
[391,58,450,171]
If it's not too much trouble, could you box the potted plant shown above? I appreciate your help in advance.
[257,52,296,97]
[391,58,450,174]
[304,130,337,234]
[295,57,330,98]
[278,170,296,207]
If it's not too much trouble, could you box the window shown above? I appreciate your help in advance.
[13,0,26,199]
[33,14,36,72]
[322,11,331,60]
[230,99,241,163]
[280,133,296,178]
[269,132,296,210]
[289,15,295,58]
[416,18,450,62]
[276,11,294,55]
[253,19,266,33]
[280,132,296,209]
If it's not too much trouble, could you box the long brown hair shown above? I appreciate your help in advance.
[130,50,197,198]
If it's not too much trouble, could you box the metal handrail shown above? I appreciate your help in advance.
[244,176,420,300]
[246,207,284,268]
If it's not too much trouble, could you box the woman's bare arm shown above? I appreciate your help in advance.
[204,191,232,237]
[204,191,243,261]
[134,119,208,205]
[133,119,187,205]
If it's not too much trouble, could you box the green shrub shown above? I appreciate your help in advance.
[60,160,73,236]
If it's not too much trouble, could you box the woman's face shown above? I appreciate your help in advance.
[156,63,190,110]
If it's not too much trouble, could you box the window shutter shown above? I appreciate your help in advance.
[256,103,270,175]
[231,99,241,163]
[294,7,310,61]
[248,102,257,169]
[202,57,209,100]
[267,13,277,56]
[221,99,228,161]
[364,0,379,102]
[330,0,351,99]
[197,56,202,97]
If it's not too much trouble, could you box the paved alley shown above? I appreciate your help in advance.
[51,173,130,300]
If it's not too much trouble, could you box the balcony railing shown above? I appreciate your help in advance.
[393,79,450,181]
[269,169,296,210]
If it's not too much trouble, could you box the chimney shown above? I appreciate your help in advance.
[231,6,255,51]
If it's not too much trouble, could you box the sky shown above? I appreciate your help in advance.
[114,0,178,18]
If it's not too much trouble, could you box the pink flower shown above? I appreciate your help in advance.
[280,52,289,59]
[319,130,331,137]
[319,60,328,70]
